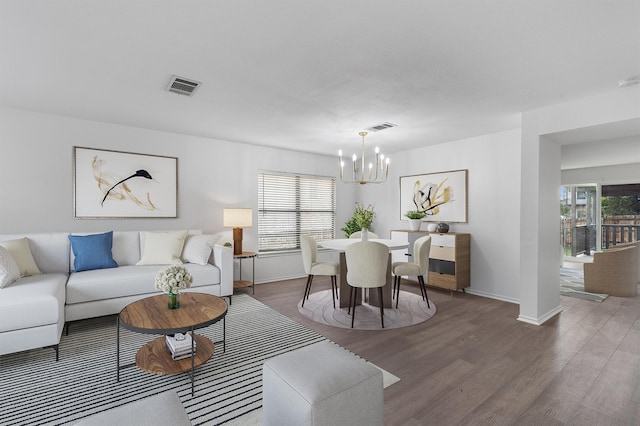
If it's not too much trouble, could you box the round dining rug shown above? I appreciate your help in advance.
[298,289,437,330]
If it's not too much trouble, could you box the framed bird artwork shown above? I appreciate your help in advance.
[73,147,177,218]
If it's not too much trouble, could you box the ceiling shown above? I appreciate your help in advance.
[1,0,639,157]
[544,117,640,145]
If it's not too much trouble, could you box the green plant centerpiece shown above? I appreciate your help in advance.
[342,202,375,237]
[405,210,426,220]
[405,209,426,231]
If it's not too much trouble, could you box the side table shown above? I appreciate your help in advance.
[232,252,257,302]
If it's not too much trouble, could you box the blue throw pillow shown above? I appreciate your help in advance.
[69,231,118,272]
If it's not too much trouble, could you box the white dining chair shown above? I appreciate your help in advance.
[345,241,388,328]
[300,235,339,308]
[391,235,431,308]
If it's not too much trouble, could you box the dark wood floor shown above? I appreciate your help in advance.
[243,276,640,425]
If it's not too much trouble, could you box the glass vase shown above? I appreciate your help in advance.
[361,228,369,241]
[168,291,180,309]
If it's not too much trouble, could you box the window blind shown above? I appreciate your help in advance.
[258,171,336,253]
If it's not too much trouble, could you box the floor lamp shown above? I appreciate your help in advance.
[223,208,253,255]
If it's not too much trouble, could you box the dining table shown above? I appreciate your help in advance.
[319,238,409,308]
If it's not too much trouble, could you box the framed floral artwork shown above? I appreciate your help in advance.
[73,147,178,218]
[399,169,468,223]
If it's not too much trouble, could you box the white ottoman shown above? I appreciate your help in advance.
[262,341,384,426]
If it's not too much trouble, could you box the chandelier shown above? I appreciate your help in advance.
[338,131,390,184]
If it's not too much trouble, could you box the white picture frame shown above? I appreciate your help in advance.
[73,147,178,218]
[399,169,468,223]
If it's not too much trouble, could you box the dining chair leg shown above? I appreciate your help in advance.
[418,276,430,308]
[330,275,336,308]
[395,275,401,309]
[302,275,314,307]
[351,288,358,328]
[378,287,385,329]
[392,275,397,299]
[416,275,426,301]
[348,286,353,314]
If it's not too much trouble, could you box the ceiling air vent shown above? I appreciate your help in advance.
[365,122,397,132]
[166,75,201,96]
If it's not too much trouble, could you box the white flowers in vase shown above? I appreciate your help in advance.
[154,264,193,295]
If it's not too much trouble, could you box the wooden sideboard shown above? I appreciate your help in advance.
[390,230,470,293]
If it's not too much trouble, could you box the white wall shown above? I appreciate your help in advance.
[0,106,525,302]
[357,129,523,303]
[4,92,635,309]
[520,87,640,324]
[0,107,355,283]
[562,136,640,170]
[562,163,640,186]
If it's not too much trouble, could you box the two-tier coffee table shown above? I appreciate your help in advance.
[117,292,228,395]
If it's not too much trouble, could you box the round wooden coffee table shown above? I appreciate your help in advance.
[117,292,227,395]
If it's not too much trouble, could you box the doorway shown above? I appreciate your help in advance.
[560,185,597,259]
[561,183,640,261]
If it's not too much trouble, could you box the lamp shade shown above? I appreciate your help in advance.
[224,208,253,228]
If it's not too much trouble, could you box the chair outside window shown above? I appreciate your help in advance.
[300,236,339,307]
[391,235,431,309]
[345,241,388,328]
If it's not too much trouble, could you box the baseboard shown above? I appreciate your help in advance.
[465,288,519,304]
[517,305,562,326]
[255,274,306,286]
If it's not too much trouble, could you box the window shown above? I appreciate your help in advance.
[258,171,336,253]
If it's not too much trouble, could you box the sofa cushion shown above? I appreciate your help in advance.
[66,263,220,304]
[184,263,222,288]
[69,231,118,272]
[137,230,188,265]
[182,234,221,265]
[1,233,70,274]
[111,231,142,267]
[0,273,67,332]
[0,246,21,288]
[0,237,42,277]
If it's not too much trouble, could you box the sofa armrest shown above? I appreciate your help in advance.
[212,244,233,296]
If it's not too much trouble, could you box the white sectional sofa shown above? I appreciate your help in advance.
[0,230,232,359]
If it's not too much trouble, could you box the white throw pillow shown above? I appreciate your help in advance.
[0,237,41,277]
[182,234,221,265]
[137,230,188,265]
[0,246,21,288]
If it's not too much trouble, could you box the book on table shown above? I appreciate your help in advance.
[165,340,197,360]
[165,333,197,360]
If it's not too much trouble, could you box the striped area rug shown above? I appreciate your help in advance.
[0,294,326,425]
[560,267,608,302]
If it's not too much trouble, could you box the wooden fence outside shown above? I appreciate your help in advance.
[562,215,639,255]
